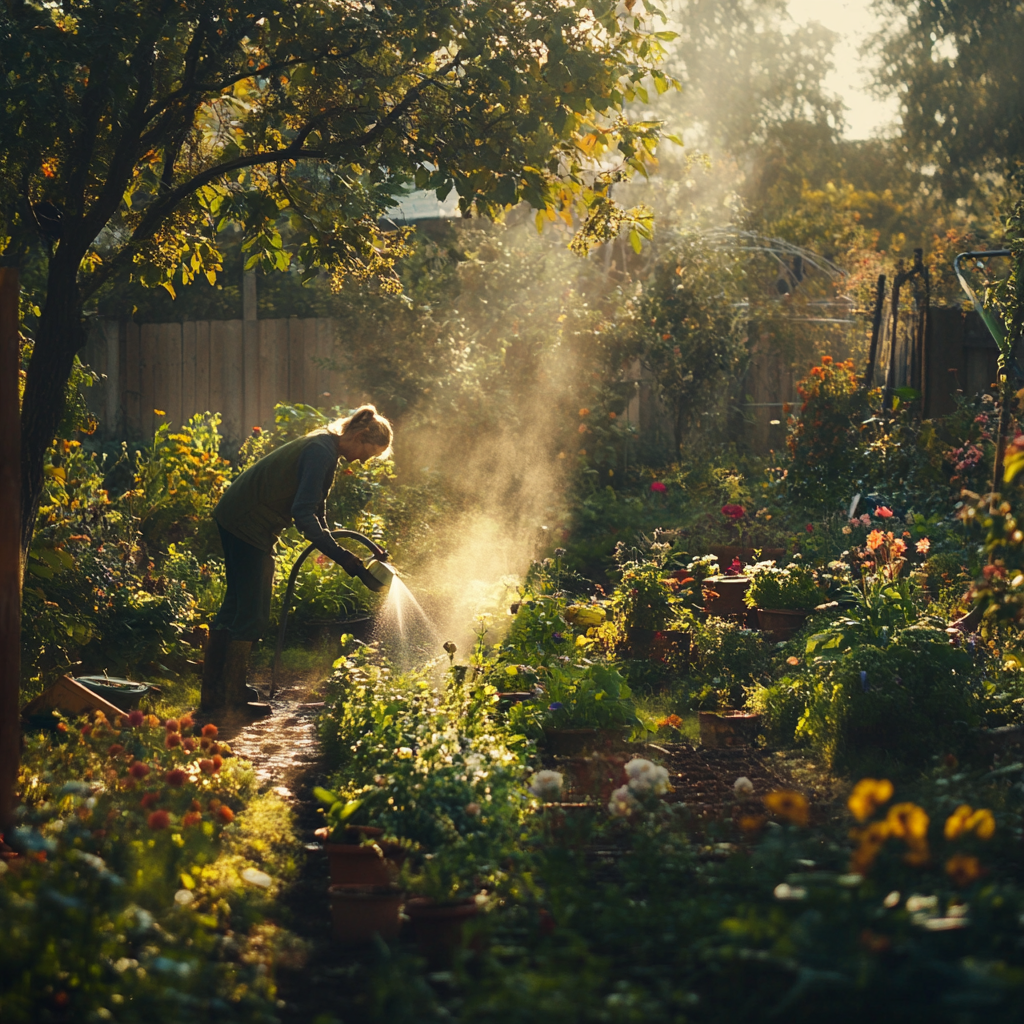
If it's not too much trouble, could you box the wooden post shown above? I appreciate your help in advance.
[0,264,21,832]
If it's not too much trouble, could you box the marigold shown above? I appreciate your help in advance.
[216,805,235,824]
[129,761,150,780]
[763,789,809,826]
[886,802,929,842]
[198,759,216,775]
[165,734,181,749]
[866,530,885,552]
[847,778,894,822]
[147,810,170,830]
[165,769,187,787]
[201,723,218,738]
[946,853,982,886]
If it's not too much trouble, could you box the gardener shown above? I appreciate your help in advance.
[201,405,394,715]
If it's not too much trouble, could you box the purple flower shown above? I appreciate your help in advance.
[548,702,564,711]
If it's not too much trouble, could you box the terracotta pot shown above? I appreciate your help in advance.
[328,885,403,944]
[405,897,480,968]
[324,842,392,887]
[702,576,751,618]
[543,728,625,756]
[757,608,810,641]
[698,710,761,749]
[563,754,626,803]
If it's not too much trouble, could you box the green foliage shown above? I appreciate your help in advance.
[611,557,676,631]
[744,560,822,610]
[1,713,296,1023]
[508,662,640,733]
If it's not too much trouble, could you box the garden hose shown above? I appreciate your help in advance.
[271,529,389,697]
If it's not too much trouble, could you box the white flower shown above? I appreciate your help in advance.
[734,776,754,797]
[395,747,413,759]
[608,785,640,817]
[528,770,564,801]
[624,758,670,796]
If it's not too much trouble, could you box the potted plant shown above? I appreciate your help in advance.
[743,560,822,639]
[328,884,404,945]
[612,559,680,657]
[508,663,641,755]
[313,786,402,887]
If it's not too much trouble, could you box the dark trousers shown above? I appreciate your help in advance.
[213,524,274,641]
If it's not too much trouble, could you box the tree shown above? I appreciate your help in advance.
[871,0,1024,199]
[0,0,673,561]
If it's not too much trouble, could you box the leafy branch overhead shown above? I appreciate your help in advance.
[0,0,677,298]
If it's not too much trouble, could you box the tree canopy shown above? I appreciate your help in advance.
[0,0,675,555]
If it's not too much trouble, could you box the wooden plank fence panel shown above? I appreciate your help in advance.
[288,318,304,404]
[181,321,196,427]
[258,319,278,427]
[139,324,157,438]
[314,318,332,406]
[219,319,244,445]
[208,320,224,427]
[272,319,289,415]
[125,323,141,437]
[102,320,120,436]
[195,321,211,418]
[242,319,261,436]
[160,322,182,429]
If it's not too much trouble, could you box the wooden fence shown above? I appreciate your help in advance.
[82,318,355,445]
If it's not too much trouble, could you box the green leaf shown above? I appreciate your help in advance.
[628,229,642,254]
[312,786,338,807]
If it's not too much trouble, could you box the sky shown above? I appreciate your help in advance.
[786,0,901,139]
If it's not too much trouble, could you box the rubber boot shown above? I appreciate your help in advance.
[223,640,272,717]
[200,628,231,711]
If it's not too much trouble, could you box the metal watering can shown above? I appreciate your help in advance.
[271,529,394,696]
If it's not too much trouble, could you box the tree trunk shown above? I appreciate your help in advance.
[19,256,86,561]
[0,264,21,832]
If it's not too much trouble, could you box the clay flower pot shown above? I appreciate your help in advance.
[323,842,392,888]
[328,885,403,944]
[756,608,810,641]
[698,711,761,749]
[702,576,751,618]
[405,897,480,968]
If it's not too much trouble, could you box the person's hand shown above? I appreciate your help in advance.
[333,549,364,577]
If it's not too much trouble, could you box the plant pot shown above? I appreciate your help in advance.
[324,842,392,887]
[328,885,403,944]
[496,691,534,710]
[756,608,811,641]
[543,728,624,756]
[698,711,761,749]
[702,576,751,619]
[405,897,480,968]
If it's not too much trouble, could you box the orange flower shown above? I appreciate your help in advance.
[147,810,170,830]
[890,538,907,556]
[764,789,809,826]
[945,805,995,840]
[885,802,929,843]
[738,815,766,832]
[866,530,885,552]
[182,811,202,827]
[946,853,982,886]
[916,538,931,554]
[657,714,683,729]
[847,778,894,822]
[216,805,235,824]
[849,820,891,873]
[201,723,218,738]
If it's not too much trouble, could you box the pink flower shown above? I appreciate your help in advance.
[876,507,894,519]
[859,514,871,526]
[721,504,745,521]
[806,523,814,533]
[916,538,931,554]
[128,709,144,727]
[650,481,667,493]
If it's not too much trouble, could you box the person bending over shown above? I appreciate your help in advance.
[202,405,393,714]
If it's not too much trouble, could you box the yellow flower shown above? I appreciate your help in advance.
[944,804,973,840]
[848,778,894,822]
[945,853,982,887]
[850,820,891,873]
[763,789,809,827]
[965,808,996,840]
[885,802,929,843]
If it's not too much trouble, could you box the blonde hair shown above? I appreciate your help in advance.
[328,404,393,458]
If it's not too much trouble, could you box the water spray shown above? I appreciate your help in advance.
[271,529,393,697]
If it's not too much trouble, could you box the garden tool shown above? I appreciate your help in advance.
[271,529,393,697]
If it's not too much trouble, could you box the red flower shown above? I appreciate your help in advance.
[128,710,144,727]
[182,738,196,753]
[140,791,161,809]
[80,724,93,736]
[165,769,187,787]
[251,425,262,435]
[212,754,224,771]
[806,523,814,533]
[165,719,179,733]
[216,805,235,824]
[147,810,170,830]
[876,506,894,519]
[129,761,150,780]
[721,504,745,521]
[165,734,181,749]
[650,481,667,493]
[201,723,218,738]
[198,759,216,775]
[182,811,202,827]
